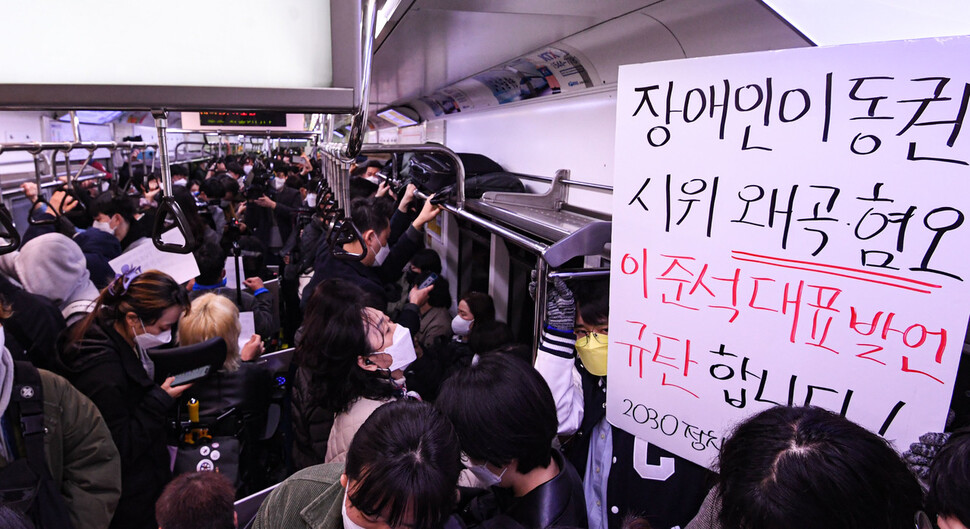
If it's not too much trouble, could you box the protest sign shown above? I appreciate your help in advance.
[608,36,970,468]
[109,230,200,285]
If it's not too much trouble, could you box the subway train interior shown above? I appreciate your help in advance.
[1,1,969,529]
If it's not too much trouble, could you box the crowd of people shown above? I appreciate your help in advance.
[0,148,967,529]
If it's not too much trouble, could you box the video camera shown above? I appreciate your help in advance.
[244,172,275,201]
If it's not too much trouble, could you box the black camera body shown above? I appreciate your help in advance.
[245,172,275,201]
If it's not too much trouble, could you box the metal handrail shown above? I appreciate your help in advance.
[549,268,609,280]
[517,172,613,192]
[0,140,157,154]
[359,143,468,209]
[321,0,377,162]
[174,141,213,162]
[358,142,552,350]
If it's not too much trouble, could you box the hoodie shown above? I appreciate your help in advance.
[14,233,100,325]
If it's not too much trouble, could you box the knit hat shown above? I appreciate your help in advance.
[14,233,100,311]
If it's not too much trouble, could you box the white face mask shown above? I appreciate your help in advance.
[306,193,317,208]
[367,234,389,267]
[274,176,286,190]
[364,175,381,185]
[383,324,416,372]
[243,164,253,175]
[465,458,507,488]
[172,179,187,187]
[452,314,473,336]
[133,320,172,351]
[92,219,114,235]
[341,488,368,529]
[100,181,110,193]
[374,244,390,266]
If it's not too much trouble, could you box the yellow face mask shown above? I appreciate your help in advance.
[576,334,608,377]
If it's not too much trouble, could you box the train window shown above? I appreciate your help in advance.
[506,246,537,345]
[457,219,491,296]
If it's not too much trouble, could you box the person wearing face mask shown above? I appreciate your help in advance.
[324,303,420,464]
[452,291,496,342]
[300,188,442,311]
[170,164,189,187]
[291,279,430,470]
[533,278,713,529]
[227,161,248,186]
[72,194,140,289]
[247,171,304,262]
[85,193,147,251]
[254,399,462,529]
[58,269,192,529]
[438,353,587,529]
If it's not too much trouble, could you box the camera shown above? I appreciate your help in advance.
[245,172,275,201]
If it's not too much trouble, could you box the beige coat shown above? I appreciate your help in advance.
[324,397,389,463]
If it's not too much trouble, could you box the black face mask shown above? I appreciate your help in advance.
[404,269,418,286]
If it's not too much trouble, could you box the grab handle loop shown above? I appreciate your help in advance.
[152,195,197,254]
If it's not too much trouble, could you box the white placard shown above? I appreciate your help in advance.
[109,231,200,286]
[238,312,256,352]
[224,256,239,289]
[608,36,970,469]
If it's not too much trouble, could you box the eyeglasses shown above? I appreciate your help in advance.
[575,330,608,347]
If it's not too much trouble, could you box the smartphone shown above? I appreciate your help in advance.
[170,365,211,387]
[418,272,438,290]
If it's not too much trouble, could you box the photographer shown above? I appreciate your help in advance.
[300,188,442,311]
[241,167,302,262]
[198,176,228,236]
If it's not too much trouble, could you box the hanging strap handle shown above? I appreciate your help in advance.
[330,217,367,262]
[150,110,195,254]
[152,195,197,254]
[0,204,21,254]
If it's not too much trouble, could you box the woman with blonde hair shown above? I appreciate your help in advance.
[176,292,268,419]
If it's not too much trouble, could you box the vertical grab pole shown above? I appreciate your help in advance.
[153,111,174,198]
[69,110,81,142]
[342,0,378,161]
[150,110,196,253]
[533,257,549,357]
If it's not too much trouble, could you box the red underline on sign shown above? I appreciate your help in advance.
[730,251,942,294]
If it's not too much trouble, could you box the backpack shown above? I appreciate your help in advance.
[0,362,75,529]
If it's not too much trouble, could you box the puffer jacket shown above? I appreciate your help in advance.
[325,397,390,464]
[1,366,122,529]
[59,317,175,529]
[38,368,123,529]
[290,366,335,471]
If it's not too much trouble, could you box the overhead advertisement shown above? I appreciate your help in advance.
[409,45,600,120]
[609,36,970,469]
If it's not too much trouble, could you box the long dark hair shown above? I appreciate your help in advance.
[68,269,189,347]
[295,278,395,413]
[461,291,495,323]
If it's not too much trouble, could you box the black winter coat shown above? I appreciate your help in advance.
[60,317,175,529]
[457,450,588,529]
[0,274,67,371]
[301,216,423,311]
[290,366,335,471]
